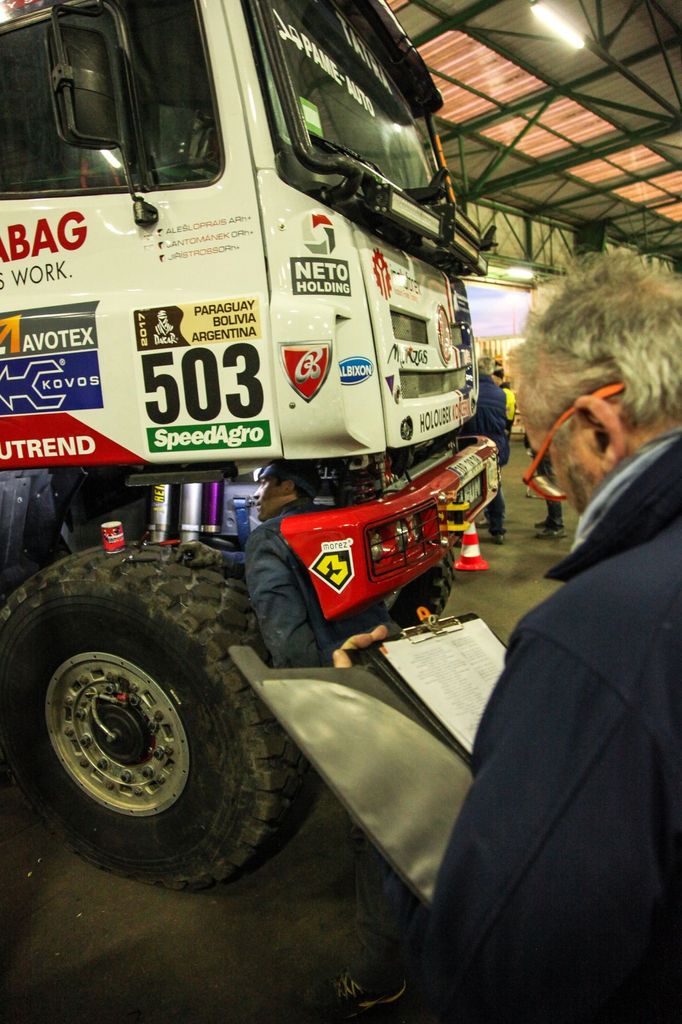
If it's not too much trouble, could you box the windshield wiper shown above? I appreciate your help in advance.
[311,136,383,179]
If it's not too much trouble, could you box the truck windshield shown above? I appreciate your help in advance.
[0,0,218,195]
[266,0,433,191]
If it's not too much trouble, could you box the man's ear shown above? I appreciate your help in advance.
[280,479,297,497]
[572,393,628,469]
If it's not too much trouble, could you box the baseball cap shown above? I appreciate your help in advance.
[258,459,320,499]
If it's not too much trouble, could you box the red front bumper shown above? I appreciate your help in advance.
[281,439,499,620]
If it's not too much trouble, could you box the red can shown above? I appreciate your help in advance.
[101,520,125,554]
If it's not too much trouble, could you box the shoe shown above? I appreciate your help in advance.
[535,527,566,539]
[307,970,406,1019]
[491,533,504,545]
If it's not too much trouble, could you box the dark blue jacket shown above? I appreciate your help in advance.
[466,375,509,466]
[393,434,682,1023]
[245,500,394,668]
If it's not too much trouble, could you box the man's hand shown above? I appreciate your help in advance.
[176,541,224,569]
[332,624,389,668]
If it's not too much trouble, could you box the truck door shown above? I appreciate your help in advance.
[0,0,279,470]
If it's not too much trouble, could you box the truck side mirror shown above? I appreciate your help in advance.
[49,18,121,150]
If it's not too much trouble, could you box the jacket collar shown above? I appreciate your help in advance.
[548,432,682,582]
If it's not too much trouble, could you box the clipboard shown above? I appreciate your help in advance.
[230,613,505,905]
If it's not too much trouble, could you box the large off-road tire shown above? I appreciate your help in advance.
[0,548,304,889]
[389,554,455,627]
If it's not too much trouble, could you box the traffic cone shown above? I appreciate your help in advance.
[455,520,489,571]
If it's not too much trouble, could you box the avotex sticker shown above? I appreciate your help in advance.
[0,301,102,415]
[309,538,355,592]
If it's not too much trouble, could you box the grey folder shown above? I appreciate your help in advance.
[230,646,473,905]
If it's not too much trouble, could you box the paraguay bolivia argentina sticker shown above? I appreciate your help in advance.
[309,538,355,592]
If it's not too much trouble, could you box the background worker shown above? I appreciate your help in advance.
[467,356,509,543]
[337,253,682,1023]
[533,454,566,539]
[493,363,516,437]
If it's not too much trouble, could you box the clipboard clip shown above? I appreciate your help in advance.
[402,607,463,643]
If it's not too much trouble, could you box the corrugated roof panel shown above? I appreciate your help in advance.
[615,146,669,174]
[539,99,616,143]
[650,170,682,194]
[419,31,546,106]
[570,146,666,183]
[658,203,682,222]
[434,77,497,123]
[481,117,571,157]
[569,159,623,183]
[613,182,667,204]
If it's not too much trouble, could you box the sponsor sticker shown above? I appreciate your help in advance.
[135,298,262,350]
[304,214,335,255]
[418,394,471,434]
[389,343,428,368]
[0,352,102,416]
[0,302,102,415]
[339,356,373,385]
[300,97,323,136]
[309,538,355,592]
[281,343,331,402]
[147,420,271,453]
[290,257,351,296]
[0,433,96,461]
[0,301,99,359]
[372,249,391,299]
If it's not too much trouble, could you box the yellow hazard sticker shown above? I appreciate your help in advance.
[309,539,355,592]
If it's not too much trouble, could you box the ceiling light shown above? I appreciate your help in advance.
[531,2,585,49]
[507,266,535,280]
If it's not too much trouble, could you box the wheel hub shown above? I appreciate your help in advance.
[45,653,190,816]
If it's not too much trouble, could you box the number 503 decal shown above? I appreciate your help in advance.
[142,344,264,424]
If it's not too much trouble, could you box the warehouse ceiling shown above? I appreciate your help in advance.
[389,0,682,260]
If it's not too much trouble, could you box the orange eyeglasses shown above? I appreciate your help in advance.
[522,382,625,501]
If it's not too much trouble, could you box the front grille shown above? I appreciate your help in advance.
[401,367,467,399]
[391,311,427,345]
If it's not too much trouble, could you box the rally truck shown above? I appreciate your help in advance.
[0,0,498,888]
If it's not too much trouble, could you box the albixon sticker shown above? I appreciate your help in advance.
[339,356,373,386]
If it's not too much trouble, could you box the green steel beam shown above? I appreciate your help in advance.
[440,36,679,141]
[645,0,682,36]
[576,0,598,40]
[582,33,679,117]
[410,0,508,47]
[468,120,681,196]
[458,135,469,196]
[570,92,671,123]
[595,0,606,44]
[603,0,646,49]
[646,1,682,108]
[473,99,552,192]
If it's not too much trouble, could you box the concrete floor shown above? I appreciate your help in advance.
[0,439,577,1024]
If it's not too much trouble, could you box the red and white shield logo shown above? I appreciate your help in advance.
[281,343,332,402]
